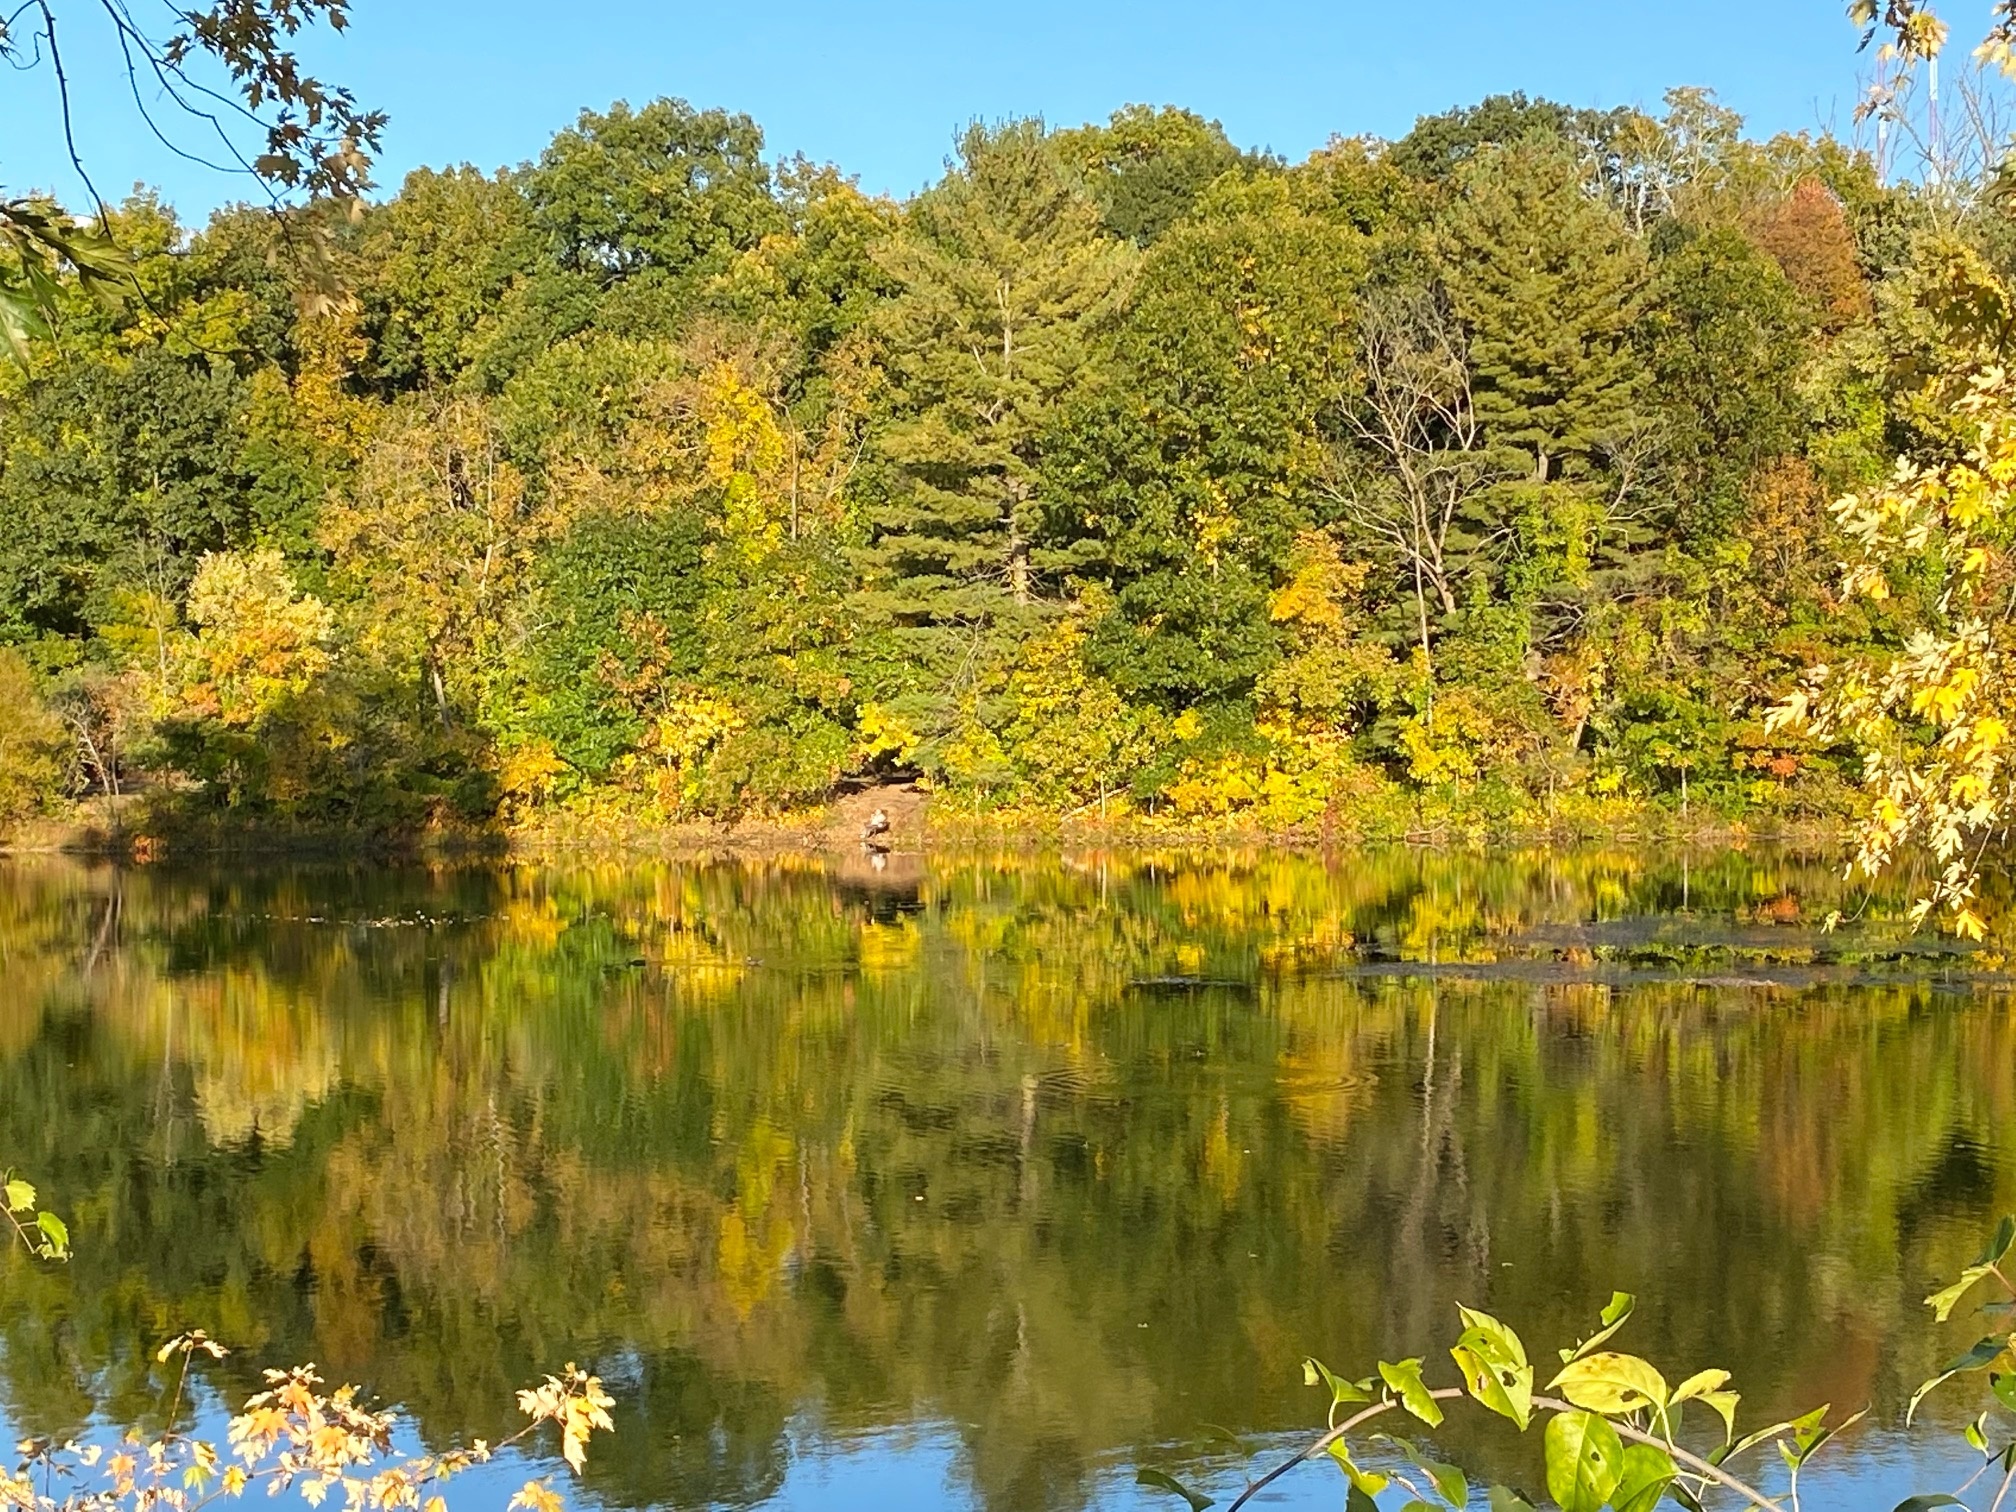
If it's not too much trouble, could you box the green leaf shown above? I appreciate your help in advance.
[1982,1217,2015,1268]
[1379,1358,1445,1428]
[1559,1292,1635,1364]
[1486,1489,1535,1512]
[1993,1372,2016,1413]
[1786,1406,1865,1467]
[1456,1306,1529,1370]
[3,1179,33,1214]
[1671,1368,1730,1403]
[1929,1267,1997,1324]
[1610,1443,1675,1512]
[1452,1344,1532,1431]
[1928,1223,2015,1323]
[1547,1352,1669,1415]
[1779,1405,1829,1457]
[0,285,45,368]
[1452,1305,1533,1430]
[1717,1415,1802,1466]
[1911,1339,2012,1423]
[33,1211,66,1256]
[1346,1485,1380,1512]
[1305,1357,1371,1407]
[1891,1497,1966,1511]
[1967,1414,1990,1455]
[1695,1390,1742,1442]
[1135,1468,1213,1511]
[1543,1410,1624,1512]
[1327,1439,1389,1497]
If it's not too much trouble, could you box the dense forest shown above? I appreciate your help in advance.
[0,87,1995,839]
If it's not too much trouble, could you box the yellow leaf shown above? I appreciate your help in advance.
[509,1481,564,1512]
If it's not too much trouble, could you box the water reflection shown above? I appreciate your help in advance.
[0,847,2010,1509]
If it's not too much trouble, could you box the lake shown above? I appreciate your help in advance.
[0,846,2010,1510]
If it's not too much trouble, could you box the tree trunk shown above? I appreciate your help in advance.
[1008,504,1031,605]
[427,658,451,727]
[1413,556,1435,729]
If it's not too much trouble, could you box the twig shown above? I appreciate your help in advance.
[34,1,111,221]
[1225,1389,1465,1512]
[1991,1454,2016,1512]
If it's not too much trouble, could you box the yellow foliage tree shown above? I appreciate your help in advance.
[0,651,67,823]
[1771,247,2016,936]
[175,550,336,728]
[552,333,866,554]
[1257,532,1401,737]
[1157,533,1397,830]
[322,397,551,724]
[1002,603,1156,816]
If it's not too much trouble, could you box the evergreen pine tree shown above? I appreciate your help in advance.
[857,120,1135,630]
[1435,140,1650,483]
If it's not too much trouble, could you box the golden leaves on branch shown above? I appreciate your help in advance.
[515,1367,615,1474]
[1769,326,2016,937]
[5,1341,612,1512]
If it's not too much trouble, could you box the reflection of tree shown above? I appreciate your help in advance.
[0,850,2009,1511]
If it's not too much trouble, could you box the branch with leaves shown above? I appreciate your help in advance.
[1,1168,70,1260]
[1140,1289,1874,1512]
[1141,1217,2016,1512]
[1850,1,2016,67]
[1767,261,2016,940]
[6,1333,613,1512]
[3,1174,613,1512]
[0,0,383,355]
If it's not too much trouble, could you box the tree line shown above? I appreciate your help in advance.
[0,86,1994,837]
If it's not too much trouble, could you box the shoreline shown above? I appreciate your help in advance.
[0,793,1855,865]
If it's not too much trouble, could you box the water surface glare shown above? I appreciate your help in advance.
[0,846,2010,1509]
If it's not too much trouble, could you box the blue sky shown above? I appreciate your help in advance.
[7,1,1875,221]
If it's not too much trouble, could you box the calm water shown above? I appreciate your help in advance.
[0,847,2012,1510]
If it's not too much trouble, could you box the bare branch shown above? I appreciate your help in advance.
[34,1,111,222]
[1325,285,1516,663]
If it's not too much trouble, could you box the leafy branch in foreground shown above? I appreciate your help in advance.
[1139,1221,2016,1512]
[1903,1215,2016,1509]
[1,1168,69,1260]
[0,203,127,365]
[2,1333,614,1512]
[1,1174,612,1511]
[0,1,382,210]
[1766,245,2016,940]
[1140,1288,1843,1512]
[0,0,385,358]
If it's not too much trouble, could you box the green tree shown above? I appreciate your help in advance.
[525,98,784,289]
[526,509,710,782]
[1050,105,1256,245]
[1386,92,1632,182]
[1639,224,1809,539]
[354,165,543,393]
[716,160,901,386]
[1436,140,1651,485]
[1044,174,1367,708]
[855,119,1135,639]
[0,348,261,642]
